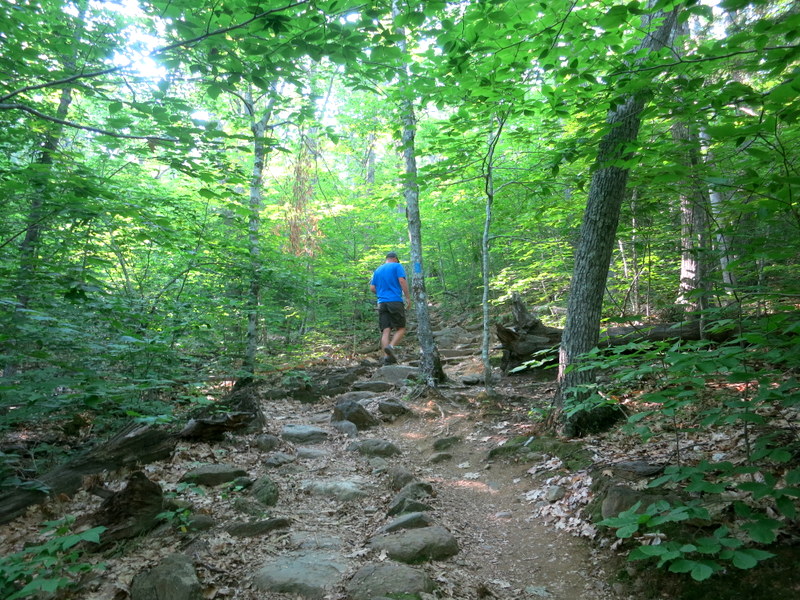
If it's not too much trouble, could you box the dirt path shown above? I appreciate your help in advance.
[0,362,619,600]
[377,391,614,600]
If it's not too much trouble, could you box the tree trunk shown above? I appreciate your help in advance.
[395,4,445,386]
[481,116,506,393]
[555,8,680,434]
[673,121,710,318]
[244,92,275,375]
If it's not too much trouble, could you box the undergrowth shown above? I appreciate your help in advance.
[564,310,800,581]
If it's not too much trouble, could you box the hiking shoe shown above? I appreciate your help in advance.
[384,345,398,363]
[382,355,397,366]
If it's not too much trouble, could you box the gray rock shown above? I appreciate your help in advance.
[253,434,281,452]
[378,399,411,417]
[346,562,435,600]
[251,475,279,506]
[281,424,330,443]
[332,400,380,430]
[232,476,253,489]
[289,532,343,549]
[396,481,434,501]
[331,420,359,437]
[378,512,434,534]
[352,380,394,392]
[433,436,461,451]
[348,439,402,457]
[225,517,291,537]
[429,452,452,463]
[297,447,328,459]
[388,466,416,491]
[371,364,419,384]
[253,552,347,599]
[606,460,665,480]
[265,452,296,467]
[545,485,566,502]
[387,497,434,517]
[369,526,459,563]
[187,514,215,532]
[303,479,368,501]
[601,485,674,519]
[180,464,247,487]
[369,457,389,472]
[130,554,202,600]
[334,391,375,404]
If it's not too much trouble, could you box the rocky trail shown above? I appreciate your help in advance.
[1,326,632,600]
[119,360,615,600]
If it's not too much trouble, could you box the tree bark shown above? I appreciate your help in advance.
[395,3,445,386]
[555,8,680,434]
[244,91,275,375]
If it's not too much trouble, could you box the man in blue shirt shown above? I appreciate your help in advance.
[370,251,411,364]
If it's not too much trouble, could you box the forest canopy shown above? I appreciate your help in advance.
[1,0,799,425]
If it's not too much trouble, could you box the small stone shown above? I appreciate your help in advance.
[545,485,566,502]
[251,476,279,506]
[331,420,359,437]
[303,479,368,501]
[348,439,402,457]
[226,517,291,538]
[253,434,281,452]
[369,457,389,472]
[432,436,461,451]
[368,525,459,563]
[265,452,296,468]
[281,424,329,444]
[297,447,328,459]
[378,399,411,417]
[332,400,380,430]
[429,452,452,463]
[346,562,435,600]
[388,466,415,491]
[130,554,202,600]
[254,552,346,599]
[187,514,215,531]
[387,497,434,517]
[494,511,513,519]
[180,464,248,487]
[378,511,434,534]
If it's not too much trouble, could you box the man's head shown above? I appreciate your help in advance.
[385,251,399,262]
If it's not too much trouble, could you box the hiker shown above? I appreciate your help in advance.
[369,251,411,364]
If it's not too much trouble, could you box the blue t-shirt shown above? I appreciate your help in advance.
[371,262,406,303]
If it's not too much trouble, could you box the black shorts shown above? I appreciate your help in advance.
[378,302,406,331]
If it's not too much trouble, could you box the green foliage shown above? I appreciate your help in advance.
[584,310,800,580]
[601,502,776,581]
[0,517,105,599]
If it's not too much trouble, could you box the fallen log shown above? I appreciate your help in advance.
[0,376,273,525]
[496,294,714,371]
[0,423,177,525]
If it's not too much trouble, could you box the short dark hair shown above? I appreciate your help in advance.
[386,251,398,259]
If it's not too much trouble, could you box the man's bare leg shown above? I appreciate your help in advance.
[389,328,406,348]
[381,328,392,350]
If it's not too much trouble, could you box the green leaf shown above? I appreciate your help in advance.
[668,558,694,573]
[742,519,780,544]
[690,561,717,581]
[776,496,797,519]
